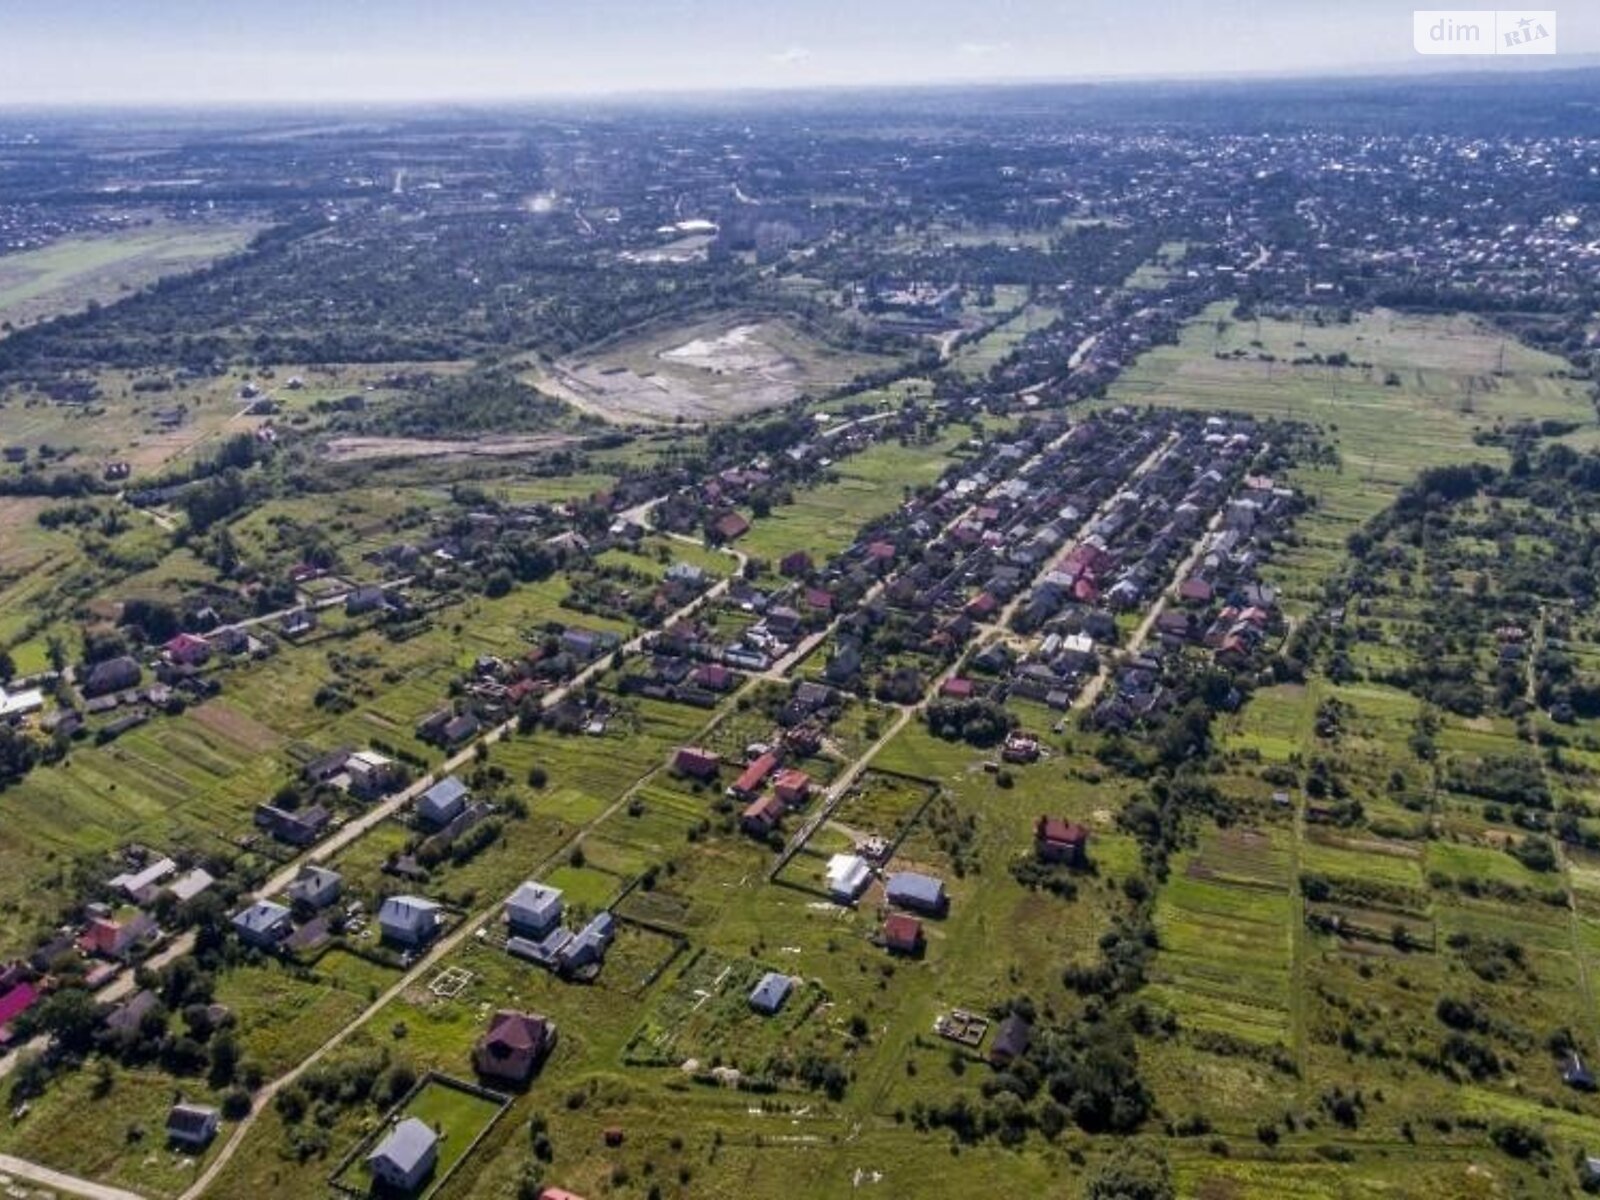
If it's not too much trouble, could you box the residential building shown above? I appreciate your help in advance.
[367,1117,438,1193]
[749,972,794,1015]
[166,1102,220,1151]
[474,1009,558,1085]
[379,895,443,947]
[505,882,564,938]
[231,900,293,950]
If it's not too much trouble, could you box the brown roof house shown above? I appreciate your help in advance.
[474,1009,558,1085]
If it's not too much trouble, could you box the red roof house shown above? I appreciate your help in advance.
[1035,816,1089,865]
[772,768,811,805]
[673,747,721,780]
[732,751,779,798]
[712,512,751,542]
[163,633,211,666]
[940,677,975,700]
[883,913,924,955]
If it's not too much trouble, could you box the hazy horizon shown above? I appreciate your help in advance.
[2,0,1596,107]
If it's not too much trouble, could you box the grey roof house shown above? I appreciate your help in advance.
[367,1117,438,1193]
[885,872,948,916]
[749,971,794,1015]
[231,900,293,949]
[379,895,442,948]
[417,776,469,828]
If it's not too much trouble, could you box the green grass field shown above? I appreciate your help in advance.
[0,223,261,332]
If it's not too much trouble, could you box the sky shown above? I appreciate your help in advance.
[0,0,1595,106]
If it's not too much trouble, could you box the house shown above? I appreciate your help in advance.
[882,913,924,956]
[109,856,177,904]
[1177,577,1214,605]
[367,1117,439,1193]
[79,912,158,960]
[440,713,480,747]
[104,989,160,1036]
[886,872,947,916]
[712,512,750,542]
[555,912,615,977]
[162,633,211,667]
[673,746,720,780]
[379,896,443,948]
[691,663,735,692]
[169,867,216,904]
[1001,733,1041,764]
[474,1010,558,1085]
[989,1014,1033,1066]
[665,562,705,586]
[749,971,794,1015]
[417,776,470,828]
[0,685,44,720]
[779,551,813,577]
[0,982,40,1043]
[772,768,811,806]
[730,751,779,799]
[825,854,872,903]
[254,802,331,847]
[280,608,317,638]
[803,587,833,615]
[741,793,784,837]
[347,750,401,800]
[83,656,141,698]
[166,1102,220,1151]
[539,1190,587,1200]
[302,746,352,785]
[506,882,564,938]
[231,900,293,950]
[286,865,342,911]
[824,643,862,685]
[345,585,390,617]
[1035,817,1089,866]
[939,677,975,700]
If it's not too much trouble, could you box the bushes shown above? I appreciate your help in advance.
[1084,1144,1173,1200]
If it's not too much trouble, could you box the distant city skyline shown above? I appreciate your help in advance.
[1,0,1595,106]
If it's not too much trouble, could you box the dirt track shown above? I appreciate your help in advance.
[322,433,582,462]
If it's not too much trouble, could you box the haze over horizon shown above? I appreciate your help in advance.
[2,0,1597,107]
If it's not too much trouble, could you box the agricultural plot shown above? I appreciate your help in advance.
[1148,868,1294,1047]
[622,948,829,1077]
[736,427,974,564]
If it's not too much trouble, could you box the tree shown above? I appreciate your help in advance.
[208,1031,240,1087]
[1084,1144,1174,1200]
[30,987,102,1054]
